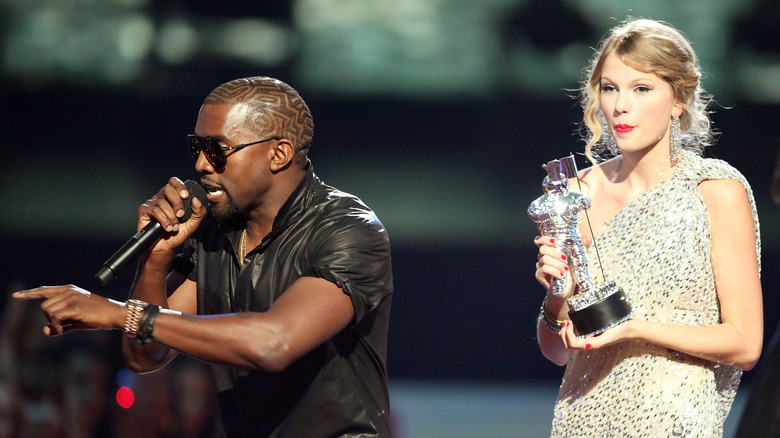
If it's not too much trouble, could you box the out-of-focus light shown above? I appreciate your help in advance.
[116,368,135,388]
[116,386,135,409]
[117,13,155,61]
[157,18,198,64]
[221,19,292,64]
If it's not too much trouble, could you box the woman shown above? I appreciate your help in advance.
[534,19,762,437]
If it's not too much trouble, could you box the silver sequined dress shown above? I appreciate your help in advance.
[551,151,761,438]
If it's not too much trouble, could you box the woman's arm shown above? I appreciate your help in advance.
[561,178,763,370]
[534,236,575,366]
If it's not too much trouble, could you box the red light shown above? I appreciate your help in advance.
[116,386,135,409]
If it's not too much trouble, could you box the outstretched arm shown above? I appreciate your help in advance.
[13,275,354,373]
[133,276,354,373]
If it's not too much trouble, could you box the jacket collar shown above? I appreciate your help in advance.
[270,161,318,234]
[221,162,319,253]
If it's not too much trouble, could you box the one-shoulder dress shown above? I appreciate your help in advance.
[551,151,761,438]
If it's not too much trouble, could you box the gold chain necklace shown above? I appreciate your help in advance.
[238,229,247,266]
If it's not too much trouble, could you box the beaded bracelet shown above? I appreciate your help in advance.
[135,304,160,346]
[539,297,566,334]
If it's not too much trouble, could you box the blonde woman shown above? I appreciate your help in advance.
[534,19,762,437]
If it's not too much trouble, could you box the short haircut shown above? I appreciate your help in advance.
[205,77,314,167]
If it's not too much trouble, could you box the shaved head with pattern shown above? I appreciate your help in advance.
[205,77,314,167]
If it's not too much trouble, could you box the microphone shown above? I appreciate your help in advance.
[95,180,209,285]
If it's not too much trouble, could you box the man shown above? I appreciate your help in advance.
[14,77,394,437]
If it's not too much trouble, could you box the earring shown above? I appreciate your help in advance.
[670,115,682,163]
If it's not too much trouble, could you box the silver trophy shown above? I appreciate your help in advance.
[528,155,631,337]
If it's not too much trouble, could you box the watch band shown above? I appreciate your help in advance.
[124,299,148,336]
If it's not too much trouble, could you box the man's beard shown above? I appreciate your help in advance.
[210,191,241,222]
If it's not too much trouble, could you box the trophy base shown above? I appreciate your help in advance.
[568,284,631,338]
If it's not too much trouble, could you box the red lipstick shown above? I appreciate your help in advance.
[615,124,634,134]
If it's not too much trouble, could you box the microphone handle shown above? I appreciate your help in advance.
[95,221,164,285]
[94,179,207,285]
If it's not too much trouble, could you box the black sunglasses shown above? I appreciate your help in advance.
[187,134,280,168]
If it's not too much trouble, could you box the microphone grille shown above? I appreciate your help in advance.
[182,180,210,222]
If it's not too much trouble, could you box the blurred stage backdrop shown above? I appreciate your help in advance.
[1,1,778,437]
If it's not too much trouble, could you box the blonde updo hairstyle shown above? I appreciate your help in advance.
[580,19,714,164]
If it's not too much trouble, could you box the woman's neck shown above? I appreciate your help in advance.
[612,148,675,189]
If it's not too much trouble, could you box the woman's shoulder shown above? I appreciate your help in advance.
[678,152,748,184]
[697,178,750,205]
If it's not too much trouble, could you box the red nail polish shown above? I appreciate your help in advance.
[564,266,569,271]
[561,254,567,261]
[550,238,555,244]
[584,343,592,350]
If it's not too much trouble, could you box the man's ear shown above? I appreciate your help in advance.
[269,140,294,172]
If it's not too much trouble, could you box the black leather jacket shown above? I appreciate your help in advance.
[173,166,393,437]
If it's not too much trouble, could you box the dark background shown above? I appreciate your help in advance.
[1,1,778,432]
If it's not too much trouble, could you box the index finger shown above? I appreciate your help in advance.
[141,178,188,231]
[12,285,90,300]
[163,177,190,219]
[534,235,557,248]
[167,176,189,199]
